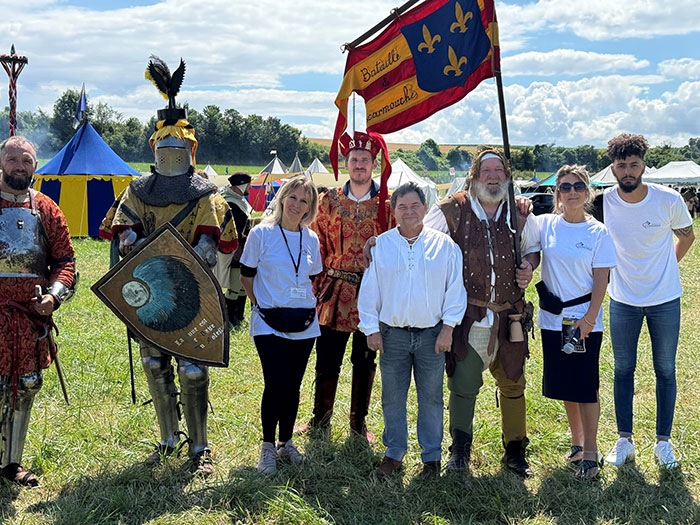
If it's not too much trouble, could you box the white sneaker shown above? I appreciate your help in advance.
[277,439,306,463]
[257,441,277,474]
[606,437,635,467]
[653,440,679,469]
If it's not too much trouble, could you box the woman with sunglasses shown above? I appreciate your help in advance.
[535,165,616,479]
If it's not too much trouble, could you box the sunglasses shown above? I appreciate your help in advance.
[558,181,587,193]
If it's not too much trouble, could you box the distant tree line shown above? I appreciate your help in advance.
[2,89,699,177]
[0,89,330,166]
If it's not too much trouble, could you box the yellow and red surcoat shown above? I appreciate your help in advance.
[311,187,393,332]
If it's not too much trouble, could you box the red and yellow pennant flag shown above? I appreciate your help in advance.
[331,0,499,174]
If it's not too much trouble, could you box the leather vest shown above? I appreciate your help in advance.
[438,192,529,380]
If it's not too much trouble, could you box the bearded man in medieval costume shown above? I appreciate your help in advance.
[0,136,75,486]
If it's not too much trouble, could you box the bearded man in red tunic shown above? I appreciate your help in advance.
[0,136,75,486]
[296,131,393,441]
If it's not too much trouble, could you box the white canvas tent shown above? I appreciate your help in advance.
[202,164,218,177]
[303,157,350,187]
[379,158,439,209]
[645,161,700,185]
[288,153,305,174]
[304,157,328,177]
[447,177,467,196]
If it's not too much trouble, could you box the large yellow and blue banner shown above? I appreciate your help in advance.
[331,0,499,172]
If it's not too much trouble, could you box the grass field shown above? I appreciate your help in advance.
[1,224,699,524]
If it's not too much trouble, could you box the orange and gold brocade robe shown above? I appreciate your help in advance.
[311,187,393,332]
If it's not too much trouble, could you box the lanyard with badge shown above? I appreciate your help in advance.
[279,225,307,299]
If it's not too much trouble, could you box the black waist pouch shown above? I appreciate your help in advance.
[258,307,316,333]
[535,281,591,315]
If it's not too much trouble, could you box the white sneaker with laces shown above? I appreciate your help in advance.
[277,439,306,463]
[257,441,278,474]
[653,440,679,468]
[606,437,635,467]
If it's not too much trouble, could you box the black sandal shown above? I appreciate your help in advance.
[2,463,39,487]
[565,445,584,465]
[575,459,600,480]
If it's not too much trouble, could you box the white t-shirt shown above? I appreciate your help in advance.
[240,221,323,339]
[603,184,692,306]
[537,214,617,331]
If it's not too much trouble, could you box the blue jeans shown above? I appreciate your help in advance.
[379,322,445,463]
[609,298,680,439]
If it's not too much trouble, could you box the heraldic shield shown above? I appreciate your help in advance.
[92,223,230,367]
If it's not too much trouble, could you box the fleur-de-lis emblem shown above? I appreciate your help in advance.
[417,24,441,54]
[450,2,473,33]
[443,46,468,76]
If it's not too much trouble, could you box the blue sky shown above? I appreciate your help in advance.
[2,0,699,148]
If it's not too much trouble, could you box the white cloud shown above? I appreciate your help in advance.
[501,0,700,41]
[1,0,698,151]
[504,49,648,76]
[658,58,700,80]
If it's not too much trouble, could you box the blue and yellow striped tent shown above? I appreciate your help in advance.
[34,121,140,237]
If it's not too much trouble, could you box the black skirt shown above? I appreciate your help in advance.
[541,329,602,403]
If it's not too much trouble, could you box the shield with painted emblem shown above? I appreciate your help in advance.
[92,223,229,367]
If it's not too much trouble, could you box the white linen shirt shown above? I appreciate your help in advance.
[424,188,539,327]
[357,226,467,335]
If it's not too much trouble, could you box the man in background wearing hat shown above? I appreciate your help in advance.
[104,58,237,476]
[220,171,253,330]
[425,148,540,477]
[296,131,393,441]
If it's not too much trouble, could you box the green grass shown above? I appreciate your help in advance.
[1,224,699,523]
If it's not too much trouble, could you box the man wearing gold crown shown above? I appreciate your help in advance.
[295,131,393,441]
[103,57,237,476]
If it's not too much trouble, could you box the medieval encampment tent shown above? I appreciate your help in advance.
[34,121,139,237]
[645,161,700,185]
[380,158,439,209]
[249,154,288,211]
[288,153,304,175]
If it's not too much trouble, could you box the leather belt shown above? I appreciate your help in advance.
[327,268,362,285]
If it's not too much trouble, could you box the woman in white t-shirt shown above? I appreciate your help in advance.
[240,175,322,475]
[536,165,617,480]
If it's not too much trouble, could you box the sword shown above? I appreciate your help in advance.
[35,285,69,405]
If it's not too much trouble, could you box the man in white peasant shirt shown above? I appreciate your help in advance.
[358,182,466,480]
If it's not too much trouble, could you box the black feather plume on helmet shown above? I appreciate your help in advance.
[145,54,187,120]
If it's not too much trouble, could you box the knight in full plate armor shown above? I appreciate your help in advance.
[296,131,393,441]
[100,56,237,476]
[0,136,75,487]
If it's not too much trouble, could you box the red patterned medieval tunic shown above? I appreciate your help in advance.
[0,193,75,375]
[311,186,393,332]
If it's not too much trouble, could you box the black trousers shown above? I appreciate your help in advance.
[254,335,315,443]
[314,325,377,377]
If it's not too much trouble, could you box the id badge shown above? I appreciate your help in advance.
[289,286,307,299]
[561,317,586,353]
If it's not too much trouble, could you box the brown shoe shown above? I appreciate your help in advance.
[190,449,214,477]
[145,445,177,466]
[2,463,39,487]
[376,456,402,478]
[418,461,441,479]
